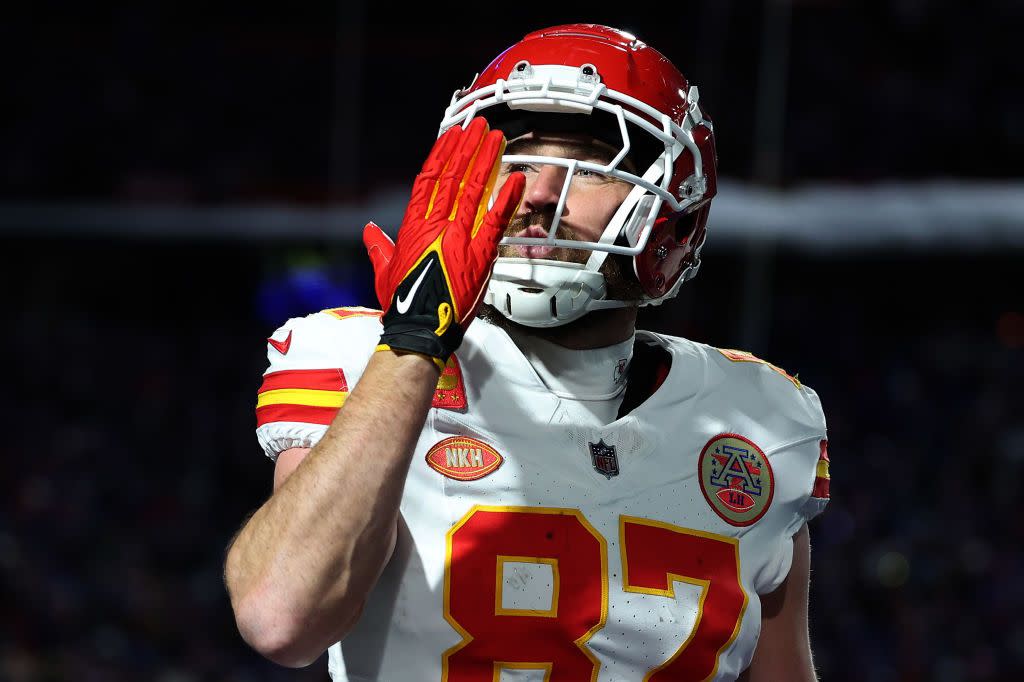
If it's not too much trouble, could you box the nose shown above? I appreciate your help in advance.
[521,165,567,214]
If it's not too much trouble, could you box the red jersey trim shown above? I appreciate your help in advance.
[256,403,341,428]
[258,368,349,394]
[811,477,831,499]
[812,439,831,499]
[321,307,382,320]
[432,354,468,410]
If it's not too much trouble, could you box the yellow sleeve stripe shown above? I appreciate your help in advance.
[256,387,348,410]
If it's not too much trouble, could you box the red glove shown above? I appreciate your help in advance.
[363,117,525,371]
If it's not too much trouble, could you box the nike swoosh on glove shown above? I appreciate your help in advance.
[363,117,525,371]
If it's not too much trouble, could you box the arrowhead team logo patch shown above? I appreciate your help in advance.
[698,433,774,526]
[425,436,503,481]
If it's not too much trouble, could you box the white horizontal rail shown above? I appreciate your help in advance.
[1,180,1022,250]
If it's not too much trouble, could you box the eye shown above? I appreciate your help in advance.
[573,166,621,184]
[502,162,537,175]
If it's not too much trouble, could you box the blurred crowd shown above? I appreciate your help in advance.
[0,240,324,681]
[1,241,1019,681]
[765,268,1024,681]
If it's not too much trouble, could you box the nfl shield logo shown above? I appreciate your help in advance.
[589,439,619,478]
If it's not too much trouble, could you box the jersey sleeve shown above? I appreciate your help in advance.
[753,383,831,593]
[254,307,383,461]
[796,386,830,523]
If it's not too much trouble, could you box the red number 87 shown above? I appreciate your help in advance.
[443,506,748,681]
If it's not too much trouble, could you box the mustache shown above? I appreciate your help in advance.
[504,211,580,241]
[498,209,589,265]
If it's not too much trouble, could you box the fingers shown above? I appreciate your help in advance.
[471,171,525,267]
[404,125,463,225]
[362,221,395,273]
[458,131,507,238]
[426,117,489,221]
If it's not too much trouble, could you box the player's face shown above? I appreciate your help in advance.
[492,131,633,264]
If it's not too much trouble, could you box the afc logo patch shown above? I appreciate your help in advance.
[698,433,774,526]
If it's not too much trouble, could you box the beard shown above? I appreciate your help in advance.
[496,209,644,302]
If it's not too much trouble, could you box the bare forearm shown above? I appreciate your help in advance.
[225,350,438,664]
[745,524,817,681]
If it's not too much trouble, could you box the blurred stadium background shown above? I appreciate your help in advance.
[2,2,1022,680]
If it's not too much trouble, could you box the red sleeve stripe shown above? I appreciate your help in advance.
[322,307,382,320]
[256,402,342,428]
[258,368,348,394]
[812,439,830,498]
[812,476,830,499]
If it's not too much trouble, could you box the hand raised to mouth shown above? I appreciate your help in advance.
[362,117,526,371]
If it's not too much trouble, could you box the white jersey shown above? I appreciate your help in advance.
[255,307,831,682]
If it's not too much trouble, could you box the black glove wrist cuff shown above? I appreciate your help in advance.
[379,323,464,364]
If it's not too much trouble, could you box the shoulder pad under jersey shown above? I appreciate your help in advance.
[254,307,382,460]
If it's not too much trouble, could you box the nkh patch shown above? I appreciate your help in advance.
[425,436,503,481]
[698,433,774,526]
[589,439,619,478]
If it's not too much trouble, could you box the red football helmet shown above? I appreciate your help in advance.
[439,24,717,327]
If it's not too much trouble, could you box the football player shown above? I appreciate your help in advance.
[225,24,831,681]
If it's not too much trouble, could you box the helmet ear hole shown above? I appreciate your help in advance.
[673,211,699,245]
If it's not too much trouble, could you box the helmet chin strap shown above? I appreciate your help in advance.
[484,167,659,329]
[484,259,631,328]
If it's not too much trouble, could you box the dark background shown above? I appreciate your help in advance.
[2,2,1022,681]
[6,0,1022,201]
